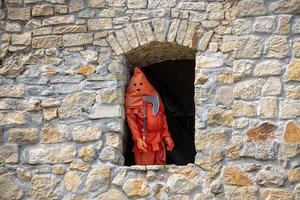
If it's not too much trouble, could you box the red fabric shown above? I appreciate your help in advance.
[125,67,173,165]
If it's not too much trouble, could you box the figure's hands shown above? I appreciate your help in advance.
[137,138,148,153]
[164,137,174,151]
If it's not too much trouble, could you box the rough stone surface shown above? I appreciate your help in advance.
[285,58,300,82]
[256,166,286,187]
[8,128,38,145]
[223,165,252,186]
[123,177,150,197]
[284,121,300,142]
[29,175,62,200]
[0,174,24,200]
[86,166,110,192]
[64,171,81,192]
[247,123,276,142]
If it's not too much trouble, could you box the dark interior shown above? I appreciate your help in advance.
[124,59,196,166]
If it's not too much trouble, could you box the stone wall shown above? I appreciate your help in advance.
[0,0,299,199]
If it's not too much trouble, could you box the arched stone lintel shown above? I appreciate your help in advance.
[106,19,214,58]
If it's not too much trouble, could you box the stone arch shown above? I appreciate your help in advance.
[106,19,214,65]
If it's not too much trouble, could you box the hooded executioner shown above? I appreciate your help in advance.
[125,68,174,165]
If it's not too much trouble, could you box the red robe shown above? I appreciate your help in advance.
[125,68,173,165]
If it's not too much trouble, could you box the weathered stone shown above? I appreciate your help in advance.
[285,58,300,82]
[8,7,31,21]
[52,166,66,175]
[86,166,110,191]
[11,32,31,46]
[29,175,62,200]
[269,0,300,14]
[259,98,278,118]
[32,35,62,49]
[261,188,293,200]
[235,36,262,58]
[72,124,101,143]
[16,167,32,182]
[279,143,299,158]
[123,177,150,197]
[280,101,300,119]
[0,144,18,164]
[87,0,106,8]
[41,125,68,144]
[53,25,87,34]
[233,60,255,81]
[58,107,82,119]
[208,109,233,127]
[8,128,38,145]
[63,33,93,47]
[32,5,54,16]
[232,101,256,117]
[89,105,122,119]
[284,121,300,142]
[70,162,90,172]
[61,92,95,108]
[237,0,266,16]
[255,141,279,160]
[224,186,257,200]
[0,174,23,200]
[167,174,197,194]
[195,130,229,151]
[88,19,112,31]
[99,146,121,164]
[43,15,75,25]
[64,171,81,192]
[253,60,282,77]
[80,49,98,63]
[76,65,96,76]
[127,0,147,9]
[217,72,234,84]
[234,79,263,100]
[70,0,84,12]
[293,38,300,57]
[0,112,26,126]
[43,107,57,121]
[277,15,292,34]
[105,132,122,149]
[234,18,253,35]
[79,145,96,162]
[99,88,123,104]
[197,30,214,51]
[97,188,127,200]
[5,22,22,33]
[285,85,300,99]
[256,166,286,187]
[223,165,252,186]
[28,145,76,164]
[287,167,300,183]
[196,52,226,69]
[152,18,169,43]
[265,36,289,59]
[247,123,276,142]
[0,84,24,98]
[226,143,240,160]
[254,16,276,33]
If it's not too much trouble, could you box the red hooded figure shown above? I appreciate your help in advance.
[125,67,174,165]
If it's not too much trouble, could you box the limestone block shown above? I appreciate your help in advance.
[255,141,279,160]
[234,18,253,35]
[41,124,69,144]
[28,145,76,164]
[152,18,169,43]
[43,15,75,25]
[234,79,263,100]
[127,0,147,9]
[86,166,110,191]
[277,15,292,34]
[97,188,127,200]
[233,101,256,117]
[43,107,57,121]
[247,123,276,142]
[79,145,96,162]
[8,7,31,21]
[223,165,252,186]
[70,0,84,12]
[235,35,262,58]
[224,186,257,200]
[256,166,286,187]
[269,0,300,14]
[123,177,150,197]
[265,36,289,59]
[106,34,124,55]
[0,84,24,98]
[233,59,255,81]
[195,130,229,151]
[89,105,122,119]
[53,25,87,34]
[253,60,282,77]
[261,188,293,200]
[32,35,62,49]
[259,98,278,119]
[0,144,19,164]
[88,19,112,31]
[0,112,26,126]
[261,77,282,96]
[64,171,82,192]
[32,5,54,16]
[134,22,147,46]
[0,174,23,200]
[8,128,38,145]
[237,0,267,17]
[196,52,226,69]
[284,121,300,142]
[29,175,62,200]
[254,16,276,33]
[280,101,300,119]
[63,33,93,47]
[72,124,101,143]
[286,85,300,99]
[285,58,300,82]
[87,0,106,8]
